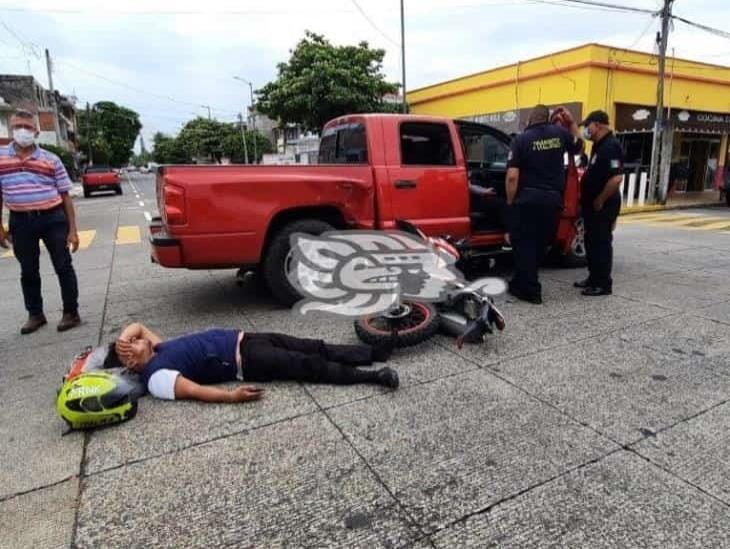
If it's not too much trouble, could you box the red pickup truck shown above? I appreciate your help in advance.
[150,114,585,305]
[82,165,122,197]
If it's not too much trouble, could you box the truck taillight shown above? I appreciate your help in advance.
[164,183,186,225]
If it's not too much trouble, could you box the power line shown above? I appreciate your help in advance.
[349,0,400,47]
[534,0,658,14]
[672,14,730,41]
[0,6,353,15]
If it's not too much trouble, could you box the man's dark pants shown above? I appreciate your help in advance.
[241,333,379,385]
[510,192,561,298]
[583,196,620,290]
[9,206,79,316]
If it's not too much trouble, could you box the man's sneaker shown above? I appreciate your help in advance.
[21,314,47,335]
[581,287,612,297]
[57,312,81,332]
[376,367,399,389]
[573,278,592,289]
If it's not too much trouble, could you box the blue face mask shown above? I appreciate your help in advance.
[582,126,592,140]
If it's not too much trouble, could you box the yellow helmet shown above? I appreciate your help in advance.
[56,371,138,431]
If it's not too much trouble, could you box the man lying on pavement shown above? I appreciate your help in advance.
[104,322,399,403]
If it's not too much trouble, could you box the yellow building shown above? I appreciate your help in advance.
[408,43,730,194]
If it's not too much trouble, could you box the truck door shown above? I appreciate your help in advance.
[385,121,470,238]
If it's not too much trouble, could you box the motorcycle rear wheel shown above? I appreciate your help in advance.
[355,301,440,348]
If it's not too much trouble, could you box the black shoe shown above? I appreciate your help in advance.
[372,337,396,362]
[573,278,592,289]
[508,285,543,305]
[581,286,612,297]
[21,314,47,335]
[376,367,399,389]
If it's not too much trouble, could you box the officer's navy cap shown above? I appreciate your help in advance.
[580,110,610,126]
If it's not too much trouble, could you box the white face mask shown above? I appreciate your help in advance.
[581,126,592,140]
[13,128,36,147]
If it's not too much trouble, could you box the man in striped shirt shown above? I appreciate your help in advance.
[0,110,81,334]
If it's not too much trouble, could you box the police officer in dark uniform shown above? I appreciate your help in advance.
[575,110,624,296]
[506,105,582,304]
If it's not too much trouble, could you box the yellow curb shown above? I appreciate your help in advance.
[620,201,722,216]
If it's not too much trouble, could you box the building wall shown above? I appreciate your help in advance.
[408,43,730,126]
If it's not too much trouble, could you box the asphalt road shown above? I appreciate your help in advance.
[1,175,730,548]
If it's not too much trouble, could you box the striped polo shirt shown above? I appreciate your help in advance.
[0,144,72,211]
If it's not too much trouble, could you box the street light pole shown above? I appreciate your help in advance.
[234,76,258,163]
[649,0,674,204]
[400,0,407,113]
[201,105,212,120]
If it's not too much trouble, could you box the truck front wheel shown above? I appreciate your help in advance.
[262,219,334,307]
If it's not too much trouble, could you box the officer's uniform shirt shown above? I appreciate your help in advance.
[581,131,624,209]
[508,122,583,205]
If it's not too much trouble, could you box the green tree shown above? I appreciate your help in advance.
[222,130,273,163]
[152,132,191,164]
[256,31,399,132]
[176,118,231,163]
[78,102,142,167]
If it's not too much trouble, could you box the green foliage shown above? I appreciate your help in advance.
[222,130,273,164]
[256,31,400,132]
[164,119,273,164]
[131,151,153,167]
[78,102,142,167]
[41,143,77,179]
[152,132,191,164]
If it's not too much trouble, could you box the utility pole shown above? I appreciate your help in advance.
[234,76,258,163]
[201,105,212,120]
[85,102,93,166]
[45,49,62,146]
[400,0,407,113]
[648,0,674,204]
[238,112,249,164]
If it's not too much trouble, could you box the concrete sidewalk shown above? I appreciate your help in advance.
[1,192,730,547]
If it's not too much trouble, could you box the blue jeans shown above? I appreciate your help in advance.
[9,207,79,316]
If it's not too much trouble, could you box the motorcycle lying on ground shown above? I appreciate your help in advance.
[354,220,506,349]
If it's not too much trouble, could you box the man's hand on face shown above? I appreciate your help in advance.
[229,385,264,403]
[67,230,79,253]
[115,338,136,367]
[0,226,11,249]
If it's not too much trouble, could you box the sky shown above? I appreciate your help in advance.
[1,0,729,151]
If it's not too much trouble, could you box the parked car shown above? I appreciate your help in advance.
[149,113,585,305]
[82,165,121,197]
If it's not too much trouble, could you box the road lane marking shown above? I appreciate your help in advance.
[686,220,730,231]
[619,214,699,225]
[649,216,730,227]
[78,229,97,249]
[143,211,152,222]
[138,201,145,207]
[116,225,141,245]
[1,229,96,258]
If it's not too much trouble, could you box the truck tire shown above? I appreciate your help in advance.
[263,219,334,307]
[561,217,587,268]
[355,301,440,348]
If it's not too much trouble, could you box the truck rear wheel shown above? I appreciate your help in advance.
[262,219,334,307]
[561,217,587,268]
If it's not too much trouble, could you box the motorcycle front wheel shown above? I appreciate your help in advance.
[354,301,440,348]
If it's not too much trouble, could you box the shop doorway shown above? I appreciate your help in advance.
[678,135,721,192]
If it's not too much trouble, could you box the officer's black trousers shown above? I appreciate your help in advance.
[583,199,620,290]
[510,200,560,298]
[241,333,380,385]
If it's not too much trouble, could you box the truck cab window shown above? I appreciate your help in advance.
[318,123,368,164]
[400,122,455,166]
[461,130,509,169]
